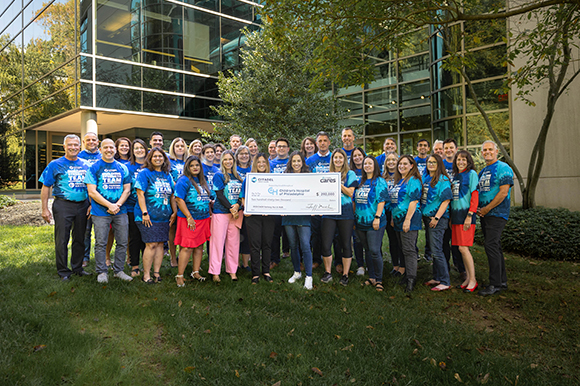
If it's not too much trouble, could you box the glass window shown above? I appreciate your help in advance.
[399,27,429,58]
[221,18,250,71]
[400,105,431,131]
[465,18,506,50]
[366,111,398,136]
[365,86,397,112]
[81,82,93,106]
[367,47,395,65]
[96,59,141,87]
[185,75,219,98]
[367,62,397,89]
[400,80,430,108]
[221,0,254,22]
[433,118,463,146]
[80,54,92,80]
[184,0,218,12]
[338,93,363,116]
[184,9,220,74]
[143,91,182,115]
[97,0,133,60]
[431,59,461,91]
[365,135,397,158]
[432,86,463,120]
[37,130,47,182]
[141,1,183,69]
[80,0,92,54]
[96,84,141,111]
[430,24,461,60]
[465,45,507,81]
[183,96,220,119]
[338,116,364,127]
[400,131,432,156]
[0,0,21,39]
[143,67,182,92]
[466,79,508,113]
[23,91,72,127]
[398,53,429,82]
[466,111,509,146]
[464,0,506,15]
[25,130,37,189]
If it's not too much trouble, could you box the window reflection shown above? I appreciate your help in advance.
[398,53,429,82]
[366,111,398,135]
[401,131,431,155]
[433,118,463,145]
[338,93,363,115]
[465,79,508,113]
[365,86,397,112]
[400,80,430,108]
[400,105,431,131]
[465,45,507,81]
[466,111,509,146]
[432,86,463,120]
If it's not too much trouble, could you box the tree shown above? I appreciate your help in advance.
[265,0,580,208]
[0,118,21,188]
[209,23,344,149]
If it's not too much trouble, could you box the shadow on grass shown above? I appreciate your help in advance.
[1,225,579,385]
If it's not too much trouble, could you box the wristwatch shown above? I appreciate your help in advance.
[434,216,440,221]
[374,215,380,219]
[143,212,148,216]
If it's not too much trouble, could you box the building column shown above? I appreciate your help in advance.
[80,110,98,142]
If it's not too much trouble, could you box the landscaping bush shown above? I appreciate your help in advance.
[475,206,580,261]
[0,195,17,209]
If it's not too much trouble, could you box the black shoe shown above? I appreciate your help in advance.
[398,275,407,286]
[263,274,273,282]
[405,277,416,293]
[478,285,502,296]
[339,275,349,286]
[501,283,508,290]
[321,272,333,283]
[74,270,92,277]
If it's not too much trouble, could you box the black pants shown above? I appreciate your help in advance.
[480,216,508,287]
[321,218,353,259]
[310,216,323,265]
[386,211,404,267]
[246,215,276,277]
[270,215,289,264]
[443,226,465,273]
[52,198,89,278]
[128,211,145,267]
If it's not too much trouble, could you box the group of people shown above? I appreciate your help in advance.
[40,128,513,296]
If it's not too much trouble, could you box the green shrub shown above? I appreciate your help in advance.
[0,195,17,209]
[475,206,580,261]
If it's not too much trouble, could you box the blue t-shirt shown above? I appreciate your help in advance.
[170,159,185,183]
[450,169,479,225]
[237,165,252,180]
[124,162,143,213]
[354,177,389,231]
[478,160,514,220]
[420,174,453,219]
[202,163,220,190]
[415,156,428,176]
[343,147,353,163]
[389,176,423,232]
[85,159,131,216]
[117,158,130,165]
[376,153,386,174]
[269,157,289,174]
[306,152,331,173]
[78,150,101,167]
[212,172,242,214]
[39,157,89,202]
[174,176,215,220]
[134,169,175,223]
[353,167,363,181]
[325,170,359,220]
[443,159,454,180]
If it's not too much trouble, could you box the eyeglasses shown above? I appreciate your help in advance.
[277,145,288,148]
[427,161,438,165]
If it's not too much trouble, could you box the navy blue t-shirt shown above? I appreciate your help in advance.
[78,150,101,167]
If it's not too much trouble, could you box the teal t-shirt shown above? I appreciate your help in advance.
[420,174,453,219]
[325,170,359,220]
[450,169,479,225]
[354,177,389,231]
[389,176,423,231]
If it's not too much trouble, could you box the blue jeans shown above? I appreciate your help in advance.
[357,226,385,282]
[285,225,313,277]
[92,214,129,274]
[424,216,450,286]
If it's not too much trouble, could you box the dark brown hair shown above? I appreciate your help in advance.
[394,155,422,184]
[285,151,310,173]
[183,155,209,194]
[427,154,450,187]
[453,150,476,175]
[143,147,171,173]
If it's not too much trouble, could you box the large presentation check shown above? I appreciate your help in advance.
[244,173,342,215]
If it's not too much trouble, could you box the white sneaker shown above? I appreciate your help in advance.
[288,271,302,284]
[114,271,133,282]
[304,276,313,290]
[356,267,365,276]
[97,273,108,283]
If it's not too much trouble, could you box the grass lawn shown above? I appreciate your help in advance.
[1,225,579,385]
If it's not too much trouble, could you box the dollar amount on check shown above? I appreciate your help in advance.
[244,173,342,215]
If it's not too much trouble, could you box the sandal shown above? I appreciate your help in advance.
[375,283,384,292]
[364,279,376,287]
[251,276,259,285]
[142,277,155,284]
[153,272,162,283]
[190,271,206,282]
[263,274,273,283]
[131,268,141,277]
[175,274,185,287]
[212,275,221,283]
